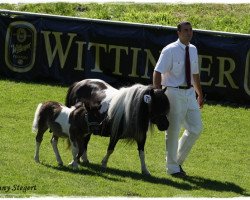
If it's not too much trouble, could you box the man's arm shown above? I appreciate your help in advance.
[153,71,162,89]
[193,74,203,108]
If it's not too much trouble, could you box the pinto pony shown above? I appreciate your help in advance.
[66,79,170,175]
[32,101,101,169]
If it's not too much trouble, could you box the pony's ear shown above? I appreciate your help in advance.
[149,88,155,96]
[162,87,167,93]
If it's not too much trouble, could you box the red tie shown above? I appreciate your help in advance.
[185,46,191,87]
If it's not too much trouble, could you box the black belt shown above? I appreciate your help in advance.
[167,86,193,89]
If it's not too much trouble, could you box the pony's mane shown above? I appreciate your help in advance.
[108,84,153,142]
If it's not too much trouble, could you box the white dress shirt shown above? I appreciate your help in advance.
[154,39,199,87]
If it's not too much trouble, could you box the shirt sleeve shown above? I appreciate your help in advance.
[192,47,199,74]
[154,46,172,74]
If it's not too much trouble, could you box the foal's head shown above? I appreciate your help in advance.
[147,87,169,131]
[70,101,103,134]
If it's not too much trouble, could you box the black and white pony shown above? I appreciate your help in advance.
[32,101,101,169]
[66,79,170,175]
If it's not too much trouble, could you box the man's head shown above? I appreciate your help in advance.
[177,21,193,45]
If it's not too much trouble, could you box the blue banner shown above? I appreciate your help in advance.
[0,11,249,104]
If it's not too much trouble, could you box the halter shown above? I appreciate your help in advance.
[83,112,109,136]
[83,113,101,135]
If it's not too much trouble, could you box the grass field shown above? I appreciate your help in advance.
[0,3,250,34]
[0,2,249,198]
[0,79,249,197]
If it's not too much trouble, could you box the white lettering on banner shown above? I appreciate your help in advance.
[41,31,77,68]
[142,49,157,79]
[39,31,243,91]
[199,55,214,86]
[74,41,86,71]
[129,47,140,77]
[215,57,239,89]
[198,55,239,89]
[88,42,107,72]
[11,43,31,54]
[109,45,128,75]
[244,50,250,95]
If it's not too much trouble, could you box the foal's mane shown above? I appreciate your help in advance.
[108,84,154,142]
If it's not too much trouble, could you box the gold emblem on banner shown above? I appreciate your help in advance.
[5,21,37,73]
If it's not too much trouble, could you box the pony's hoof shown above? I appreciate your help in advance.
[80,156,89,164]
[101,160,107,169]
[82,159,90,164]
[58,162,64,167]
[68,161,78,170]
[81,154,89,164]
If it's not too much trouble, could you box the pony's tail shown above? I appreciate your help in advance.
[32,103,43,133]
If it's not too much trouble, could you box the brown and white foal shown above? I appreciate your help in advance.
[32,101,100,169]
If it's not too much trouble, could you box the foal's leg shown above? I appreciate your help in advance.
[81,134,91,163]
[101,138,118,169]
[68,139,79,170]
[51,135,63,166]
[34,126,47,163]
[137,135,151,175]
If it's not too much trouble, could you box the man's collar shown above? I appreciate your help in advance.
[177,39,189,49]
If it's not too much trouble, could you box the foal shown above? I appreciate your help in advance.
[32,101,100,169]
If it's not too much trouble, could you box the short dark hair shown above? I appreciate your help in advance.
[177,21,192,32]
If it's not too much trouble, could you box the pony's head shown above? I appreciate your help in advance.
[145,87,169,131]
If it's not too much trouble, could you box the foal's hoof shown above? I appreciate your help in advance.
[34,157,40,163]
[141,168,151,176]
[142,170,151,176]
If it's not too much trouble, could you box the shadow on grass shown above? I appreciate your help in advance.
[184,175,249,196]
[40,162,121,182]
[41,162,192,190]
[41,162,249,196]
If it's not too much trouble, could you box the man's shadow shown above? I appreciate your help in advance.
[42,162,249,196]
[182,175,249,196]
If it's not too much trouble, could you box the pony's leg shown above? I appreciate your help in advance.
[101,138,118,169]
[34,127,47,163]
[81,134,91,163]
[137,137,151,175]
[68,140,79,170]
[51,136,63,166]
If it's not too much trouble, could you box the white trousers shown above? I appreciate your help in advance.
[165,87,203,174]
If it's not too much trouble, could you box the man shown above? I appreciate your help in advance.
[153,21,203,177]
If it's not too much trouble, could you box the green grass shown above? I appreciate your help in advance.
[0,3,250,34]
[0,2,249,197]
[0,79,249,197]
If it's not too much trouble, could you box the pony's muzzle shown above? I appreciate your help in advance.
[152,116,169,131]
